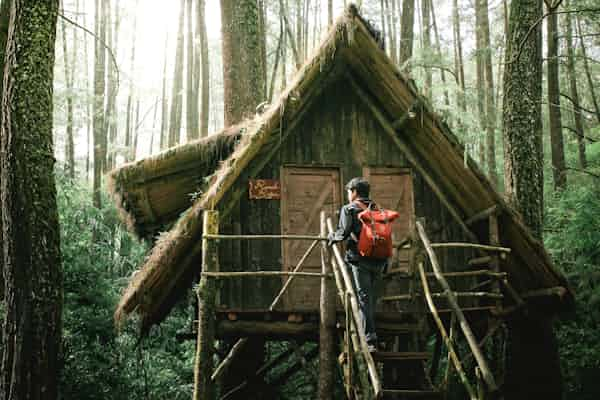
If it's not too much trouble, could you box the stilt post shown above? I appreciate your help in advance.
[318,211,335,399]
[193,210,219,400]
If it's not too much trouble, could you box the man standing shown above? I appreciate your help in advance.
[328,177,387,352]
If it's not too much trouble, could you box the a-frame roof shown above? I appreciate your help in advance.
[113,5,572,333]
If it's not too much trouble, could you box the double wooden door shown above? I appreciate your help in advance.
[281,167,341,310]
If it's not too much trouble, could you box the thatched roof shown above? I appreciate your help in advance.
[113,5,572,333]
[107,123,245,239]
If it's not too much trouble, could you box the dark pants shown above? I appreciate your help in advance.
[347,260,384,344]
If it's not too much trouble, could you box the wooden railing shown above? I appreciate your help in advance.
[414,221,508,398]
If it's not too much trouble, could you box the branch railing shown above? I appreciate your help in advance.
[325,217,383,400]
[414,221,503,398]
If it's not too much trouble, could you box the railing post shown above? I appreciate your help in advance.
[318,211,335,399]
[193,210,219,400]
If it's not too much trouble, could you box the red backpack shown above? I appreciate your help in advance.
[354,201,400,259]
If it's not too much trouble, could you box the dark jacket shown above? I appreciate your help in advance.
[328,198,388,268]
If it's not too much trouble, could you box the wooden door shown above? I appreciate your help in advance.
[364,167,416,312]
[364,167,415,272]
[281,167,341,310]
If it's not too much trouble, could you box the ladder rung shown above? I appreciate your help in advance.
[468,256,493,266]
[371,351,430,362]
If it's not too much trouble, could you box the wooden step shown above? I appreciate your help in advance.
[381,389,443,398]
[371,351,430,362]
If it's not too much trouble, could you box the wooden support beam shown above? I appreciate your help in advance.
[318,212,335,399]
[465,205,499,226]
[211,338,248,382]
[216,320,319,339]
[346,74,479,244]
[391,100,419,129]
[193,210,219,400]
[417,222,498,393]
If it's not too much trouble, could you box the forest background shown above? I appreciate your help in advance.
[0,0,599,399]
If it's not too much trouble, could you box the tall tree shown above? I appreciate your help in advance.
[565,0,586,168]
[197,0,210,137]
[475,0,487,167]
[327,0,332,26]
[452,0,466,120]
[545,0,567,190]
[420,0,432,98]
[60,0,75,179]
[168,0,185,147]
[220,0,267,395]
[0,0,10,311]
[106,0,120,170]
[480,0,498,186]
[124,0,139,161]
[430,1,450,108]
[384,0,397,63]
[186,0,198,141]
[398,0,415,72]
[93,0,107,208]
[0,1,62,399]
[502,1,563,397]
[220,0,266,126]
[159,32,169,150]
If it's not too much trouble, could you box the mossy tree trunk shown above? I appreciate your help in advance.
[220,0,265,127]
[502,0,544,240]
[219,1,267,396]
[502,1,563,397]
[0,0,11,307]
[546,0,566,190]
[0,1,62,399]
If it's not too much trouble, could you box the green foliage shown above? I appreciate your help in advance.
[57,174,195,400]
[545,180,600,399]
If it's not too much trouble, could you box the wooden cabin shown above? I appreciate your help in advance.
[109,6,573,399]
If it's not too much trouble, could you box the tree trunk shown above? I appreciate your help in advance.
[132,98,140,160]
[0,2,62,399]
[421,0,432,98]
[168,0,185,147]
[475,0,487,167]
[124,0,138,161]
[564,0,586,169]
[430,1,450,108]
[0,0,10,313]
[83,0,92,180]
[502,0,544,239]
[480,0,498,186]
[220,0,266,127]
[576,16,600,124]
[160,33,169,150]
[399,0,415,73]
[327,0,332,26]
[106,0,120,170]
[60,1,75,179]
[452,0,466,119]
[384,0,396,63]
[93,0,107,208]
[186,0,198,141]
[219,0,267,394]
[197,0,210,138]
[546,1,566,190]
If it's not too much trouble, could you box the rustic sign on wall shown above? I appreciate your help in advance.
[249,179,281,199]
